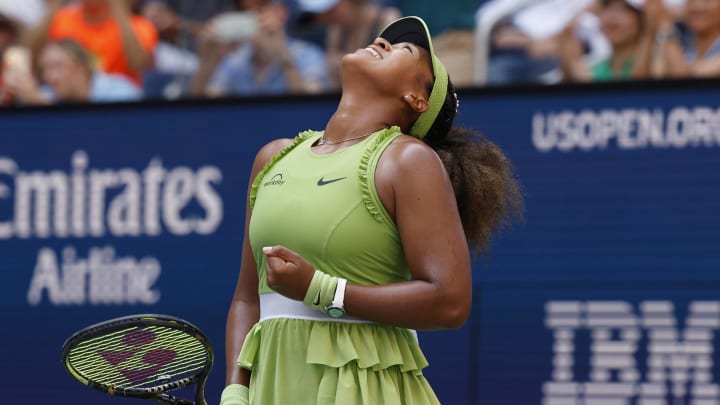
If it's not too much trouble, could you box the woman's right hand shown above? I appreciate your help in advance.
[263,246,315,302]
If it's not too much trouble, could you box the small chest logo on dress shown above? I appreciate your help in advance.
[263,173,285,187]
[317,176,347,186]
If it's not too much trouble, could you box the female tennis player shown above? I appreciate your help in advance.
[221,16,523,405]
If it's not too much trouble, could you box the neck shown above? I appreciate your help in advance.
[610,41,636,72]
[324,92,396,142]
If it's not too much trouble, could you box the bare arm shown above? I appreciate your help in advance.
[189,38,232,97]
[656,34,690,78]
[108,0,154,74]
[557,22,591,82]
[225,138,293,386]
[263,137,473,330]
[253,5,314,94]
[690,55,720,77]
[343,138,472,329]
[638,0,689,78]
[631,25,655,78]
[277,48,306,94]
[25,0,65,63]
[650,29,720,78]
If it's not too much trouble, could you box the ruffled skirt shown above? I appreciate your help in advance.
[237,318,441,404]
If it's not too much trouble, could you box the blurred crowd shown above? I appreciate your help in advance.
[0,0,718,106]
[485,0,720,85]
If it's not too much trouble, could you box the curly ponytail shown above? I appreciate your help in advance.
[423,81,524,253]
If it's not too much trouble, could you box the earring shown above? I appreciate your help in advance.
[403,95,411,101]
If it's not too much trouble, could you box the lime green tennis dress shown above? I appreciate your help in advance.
[238,127,441,404]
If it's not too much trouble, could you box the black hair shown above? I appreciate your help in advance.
[423,80,524,254]
[0,13,18,37]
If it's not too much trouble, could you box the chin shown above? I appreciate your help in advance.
[342,50,364,63]
[339,51,385,90]
[339,52,362,73]
[341,50,377,69]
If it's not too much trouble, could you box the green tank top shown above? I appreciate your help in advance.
[248,126,409,294]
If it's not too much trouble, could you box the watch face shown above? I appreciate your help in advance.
[327,307,345,318]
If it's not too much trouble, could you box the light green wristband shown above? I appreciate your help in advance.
[302,269,338,313]
[220,384,249,405]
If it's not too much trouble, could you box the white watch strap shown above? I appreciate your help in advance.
[332,278,347,309]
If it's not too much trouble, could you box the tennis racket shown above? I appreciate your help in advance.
[61,314,214,405]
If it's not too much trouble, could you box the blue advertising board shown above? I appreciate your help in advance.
[468,82,720,405]
[1,81,719,404]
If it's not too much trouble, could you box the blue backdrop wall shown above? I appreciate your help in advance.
[1,81,719,405]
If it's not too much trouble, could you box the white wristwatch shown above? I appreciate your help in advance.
[325,278,347,318]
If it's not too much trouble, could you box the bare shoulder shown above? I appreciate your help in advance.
[380,134,445,177]
[253,138,295,170]
[374,134,452,221]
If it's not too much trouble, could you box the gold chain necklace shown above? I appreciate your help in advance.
[317,129,383,146]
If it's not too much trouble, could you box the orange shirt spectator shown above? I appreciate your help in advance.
[47,3,157,84]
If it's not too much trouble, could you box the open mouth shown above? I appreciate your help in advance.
[364,47,382,60]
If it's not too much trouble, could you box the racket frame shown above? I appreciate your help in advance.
[61,314,214,405]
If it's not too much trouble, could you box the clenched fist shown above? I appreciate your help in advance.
[262,246,315,301]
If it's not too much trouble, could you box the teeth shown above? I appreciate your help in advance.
[365,47,381,59]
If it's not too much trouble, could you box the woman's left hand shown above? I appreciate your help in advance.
[262,246,315,301]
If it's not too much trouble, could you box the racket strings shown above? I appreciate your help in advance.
[71,339,206,387]
[70,328,202,370]
[96,348,207,389]
[67,325,209,389]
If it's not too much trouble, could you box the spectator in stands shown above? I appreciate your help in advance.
[26,0,158,85]
[141,0,199,98]
[635,0,720,78]
[295,0,401,89]
[390,0,484,86]
[141,0,198,74]
[140,0,238,51]
[193,0,331,96]
[0,13,21,105]
[559,0,645,82]
[483,0,606,85]
[4,38,142,105]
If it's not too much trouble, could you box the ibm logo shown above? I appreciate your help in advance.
[544,301,719,405]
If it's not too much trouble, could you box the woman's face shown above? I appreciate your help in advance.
[686,0,720,36]
[600,1,642,48]
[343,37,433,100]
[39,45,89,100]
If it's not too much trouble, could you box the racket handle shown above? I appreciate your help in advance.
[157,393,196,405]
